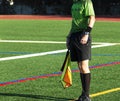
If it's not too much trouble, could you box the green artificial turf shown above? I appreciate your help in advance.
[0,19,119,101]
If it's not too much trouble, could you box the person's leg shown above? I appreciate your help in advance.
[77,60,91,101]
[78,60,90,73]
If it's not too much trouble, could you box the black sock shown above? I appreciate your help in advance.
[80,73,91,97]
[80,73,84,95]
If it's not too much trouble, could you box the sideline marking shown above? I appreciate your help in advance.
[70,88,120,101]
[90,87,120,98]
[0,43,116,62]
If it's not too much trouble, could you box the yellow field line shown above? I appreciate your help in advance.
[90,87,120,98]
[70,87,120,101]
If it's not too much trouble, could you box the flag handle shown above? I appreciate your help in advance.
[60,50,70,72]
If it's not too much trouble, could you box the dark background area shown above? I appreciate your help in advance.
[0,0,120,16]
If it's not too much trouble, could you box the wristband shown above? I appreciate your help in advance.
[84,26,92,35]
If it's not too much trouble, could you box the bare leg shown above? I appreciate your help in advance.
[78,60,91,97]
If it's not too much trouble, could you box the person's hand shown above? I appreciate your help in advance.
[80,34,89,44]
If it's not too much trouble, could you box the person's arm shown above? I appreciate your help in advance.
[80,15,95,44]
[88,15,96,28]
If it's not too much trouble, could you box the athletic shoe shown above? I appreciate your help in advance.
[76,95,91,101]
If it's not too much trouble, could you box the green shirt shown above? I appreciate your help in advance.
[71,0,95,33]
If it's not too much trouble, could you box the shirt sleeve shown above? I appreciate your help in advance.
[84,0,95,16]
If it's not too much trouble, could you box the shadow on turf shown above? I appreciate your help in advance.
[0,93,72,101]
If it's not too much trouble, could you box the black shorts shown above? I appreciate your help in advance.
[69,31,91,62]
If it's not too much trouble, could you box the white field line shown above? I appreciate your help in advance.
[0,49,67,62]
[0,43,116,62]
[93,42,120,45]
[0,40,65,44]
[0,40,120,45]
[92,43,116,48]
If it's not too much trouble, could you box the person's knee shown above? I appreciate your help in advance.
[78,60,90,73]
[81,66,90,73]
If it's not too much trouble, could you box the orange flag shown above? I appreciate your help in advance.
[61,50,72,88]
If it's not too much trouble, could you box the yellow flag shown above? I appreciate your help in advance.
[61,50,72,88]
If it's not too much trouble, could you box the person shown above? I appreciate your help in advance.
[66,0,95,101]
